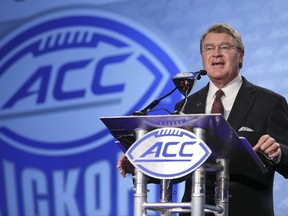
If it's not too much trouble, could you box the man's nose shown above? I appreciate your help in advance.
[213,46,223,56]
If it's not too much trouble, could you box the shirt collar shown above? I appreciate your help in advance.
[208,75,243,99]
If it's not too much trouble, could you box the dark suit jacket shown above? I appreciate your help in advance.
[177,76,288,216]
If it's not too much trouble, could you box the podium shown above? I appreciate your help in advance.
[100,114,267,216]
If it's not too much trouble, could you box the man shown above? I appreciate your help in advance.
[177,23,288,216]
[118,24,288,216]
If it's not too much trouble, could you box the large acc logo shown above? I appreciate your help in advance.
[0,9,185,156]
[126,128,211,179]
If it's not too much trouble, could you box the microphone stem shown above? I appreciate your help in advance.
[173,91,188,115]
[180,97,188,113]
[132,86,178,115]
[158,86,178,100]
[178,91,188,114]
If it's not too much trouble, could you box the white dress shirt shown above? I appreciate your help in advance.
[205,75,243,120]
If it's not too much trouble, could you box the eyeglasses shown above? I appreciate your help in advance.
[202,42,239,54]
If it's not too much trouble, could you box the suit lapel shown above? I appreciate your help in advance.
[227,77,257,130]
[185,84,209,114]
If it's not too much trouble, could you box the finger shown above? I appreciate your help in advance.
[258,134,270,144]
[116,155,125,168]
[265,142,280,155]
[267,143,281,158]
[268,151,280,159]
[259,136,275,152]
[253,145,260,152]
[116,160,122,169]
[253,134,269,151]
[118,163,127,177]
[119,168,127,178]
[117,154,127,177]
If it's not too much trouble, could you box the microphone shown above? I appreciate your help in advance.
[173,70,207,114]
[172,70,207,96]
[131,70,206,116]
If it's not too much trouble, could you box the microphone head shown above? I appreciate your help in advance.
[199,70,207,75]
[172,71,203,96]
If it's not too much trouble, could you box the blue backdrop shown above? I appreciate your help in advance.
[1,0,287,215]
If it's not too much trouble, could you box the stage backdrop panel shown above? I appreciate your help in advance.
[0,0,287,215]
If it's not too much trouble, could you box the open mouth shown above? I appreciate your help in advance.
[212,62,225,66]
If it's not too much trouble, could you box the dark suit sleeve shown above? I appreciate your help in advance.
[267,96,288,178]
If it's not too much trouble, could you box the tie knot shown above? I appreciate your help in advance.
[215,89,224,99]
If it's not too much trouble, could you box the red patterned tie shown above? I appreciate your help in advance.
[211,89,225,115]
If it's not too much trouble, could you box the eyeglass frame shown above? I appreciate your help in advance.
[201,42,241,55]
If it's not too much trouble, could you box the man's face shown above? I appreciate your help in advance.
[201,32,244,86]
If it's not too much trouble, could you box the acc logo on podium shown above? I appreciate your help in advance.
[126,128,211,179]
